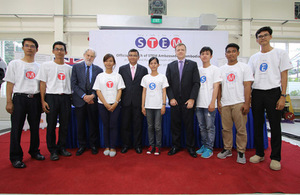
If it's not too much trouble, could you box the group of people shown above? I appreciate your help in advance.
[5,26,291,171]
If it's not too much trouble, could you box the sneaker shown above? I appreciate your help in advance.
[201,148,213,158]
[154,147,160,156]
[217,149,232,159]
[249,155,265,163]
[270,160,281,171]
[196,145,206,155]
[146,146,155,154]
[103,148,110,156]
[237,152,246,164]
[109,149,116,157]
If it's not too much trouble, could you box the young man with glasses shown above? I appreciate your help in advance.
[248,26,293,171]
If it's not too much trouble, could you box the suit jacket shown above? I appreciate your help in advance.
[71,61,103,107]
[119,63,148,107]
[166,59,200,104]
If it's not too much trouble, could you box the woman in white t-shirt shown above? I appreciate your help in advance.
[93,54,125,157]
[141,57,169,155]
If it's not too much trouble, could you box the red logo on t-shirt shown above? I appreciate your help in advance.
[227,73,235,82]
[57,73,66,80]
[106,81,114,88]
[26,71,35,79]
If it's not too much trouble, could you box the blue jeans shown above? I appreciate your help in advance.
[195,108,216,150]
[146,109,162,148]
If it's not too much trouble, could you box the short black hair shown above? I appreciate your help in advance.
[22,38,38,49]
[128,49,139,56]
[255,26,273,39]
[200,46,213,55]
[103,53,116,64]
[226,43,240,52]
[149,57,159,64]
[53,41,67,52]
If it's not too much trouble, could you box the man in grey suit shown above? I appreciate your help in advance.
[71,48,103,156]
[166,43,200,158]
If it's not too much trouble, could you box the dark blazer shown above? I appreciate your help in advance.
[166,59,200,103]
[71,61,103,107]
[119,64,148,107]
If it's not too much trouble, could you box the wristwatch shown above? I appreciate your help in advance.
[281,94,287,97]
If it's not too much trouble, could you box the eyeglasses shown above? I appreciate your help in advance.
[257,33,270,39]
[54,48,65,52]
[24,44,36,49]
[128,54,138,57]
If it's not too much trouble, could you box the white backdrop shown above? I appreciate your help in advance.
[89,30,228,73]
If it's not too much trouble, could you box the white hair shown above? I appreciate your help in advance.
[83,48,97,57]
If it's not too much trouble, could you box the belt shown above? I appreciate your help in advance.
[14,93,39,98]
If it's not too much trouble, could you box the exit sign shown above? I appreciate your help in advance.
[151,15,162,24]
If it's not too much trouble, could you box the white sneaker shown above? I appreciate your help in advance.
[109,150,116,157]
[103,149,110,156]
[237,152,246,164]
[249,155,264,163]
[217,149,232,159]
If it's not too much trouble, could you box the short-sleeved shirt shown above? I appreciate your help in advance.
[248,48,293,90]
[4,59,40,94]
[141,73,169,109]
[36,61,72,94]
[196,65,222,108]
[220,62,254,106]
[93,72,125,104]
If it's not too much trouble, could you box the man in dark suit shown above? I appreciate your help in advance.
[166,43,200,158]
[119,49,148,154]
[71,48,103,156]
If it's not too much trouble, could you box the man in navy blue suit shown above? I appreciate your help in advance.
[71,48,103,156]
[119,49,148,154]
[166,43,200,158]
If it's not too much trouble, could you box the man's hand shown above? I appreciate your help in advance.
[185,99,194,109]
[161,105,166,115]
[240,103,250,115]
[170,98,178,106]
[83,94,95,104]
[217,102,222,114]
[42,101,50,113]
[276,96,285,110]
[208,102,215,112]
[6,101,14,114]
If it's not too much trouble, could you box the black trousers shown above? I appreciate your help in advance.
[10,93,41,163]
[251,87,282,161]
[75,103,99,148]
[121,105,144,148]
[170,101,195,149]
[45,94,71,154]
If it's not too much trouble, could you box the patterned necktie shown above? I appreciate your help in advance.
[131,66,135,80]
[179,61,184,81]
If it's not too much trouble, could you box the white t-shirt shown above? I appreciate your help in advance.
[220,62,254,106]
[141,73,169,109]
[36,61,72,94]
[4,59,40,94]
[248,48,292,90]
[196,65,222,108]
[93,72,125,104]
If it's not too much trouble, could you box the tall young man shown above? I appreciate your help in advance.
[4,38,45,168]
[36,41,72,161]
[248,26,292,171]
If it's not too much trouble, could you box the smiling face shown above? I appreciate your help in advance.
[175,45,186,60]
[128,51,139,65]
[84,50,96,66]
[104,57,115,70]
[200,50,212,64]
[149,58,159,72]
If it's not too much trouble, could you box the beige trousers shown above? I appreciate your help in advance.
[221,103,248,153]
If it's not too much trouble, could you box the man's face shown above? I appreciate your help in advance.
[200,51,212,64]
[128,51,139,65]
[52,44,67,59]
[175,45,186,60]
[84,50,95,66]
[256,30,272,46]
[225,47,239,63]
[22,41,38,56]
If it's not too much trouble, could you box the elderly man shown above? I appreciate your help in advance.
[71,49,103,156]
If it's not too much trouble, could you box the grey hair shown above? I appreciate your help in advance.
[83,48,97,57]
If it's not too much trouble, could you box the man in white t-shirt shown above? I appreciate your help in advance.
[248,26,293,171]
[4,38,45,168]
[217,43,254,164]
[36,41,72,161]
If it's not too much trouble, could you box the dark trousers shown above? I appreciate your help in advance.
[98,103,120,149]
[75,103,99,148]
[45,94,71,154]
[252,87,282,161]
[170,101,195,149]
[10,93,41,163]
[121,105,144,148]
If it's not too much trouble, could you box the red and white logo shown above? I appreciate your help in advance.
[147,37,158,49]
[25,71,35,79]
[57,73,66,80]
[171,38,182,48]
[227,73,236,82]
[106,81,114,88]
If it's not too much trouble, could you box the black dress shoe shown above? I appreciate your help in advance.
[135,147,142,154]
[188,148,197,158]
[58,149,72,157]
[91,147,98,155]
[121,147,129,154]
[12,160,26,168]
[31,153,45,160]
[50,153,59,161]
[76,147,86,156]
[168,147,180,155]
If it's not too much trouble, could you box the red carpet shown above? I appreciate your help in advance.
[0,129,299,194]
